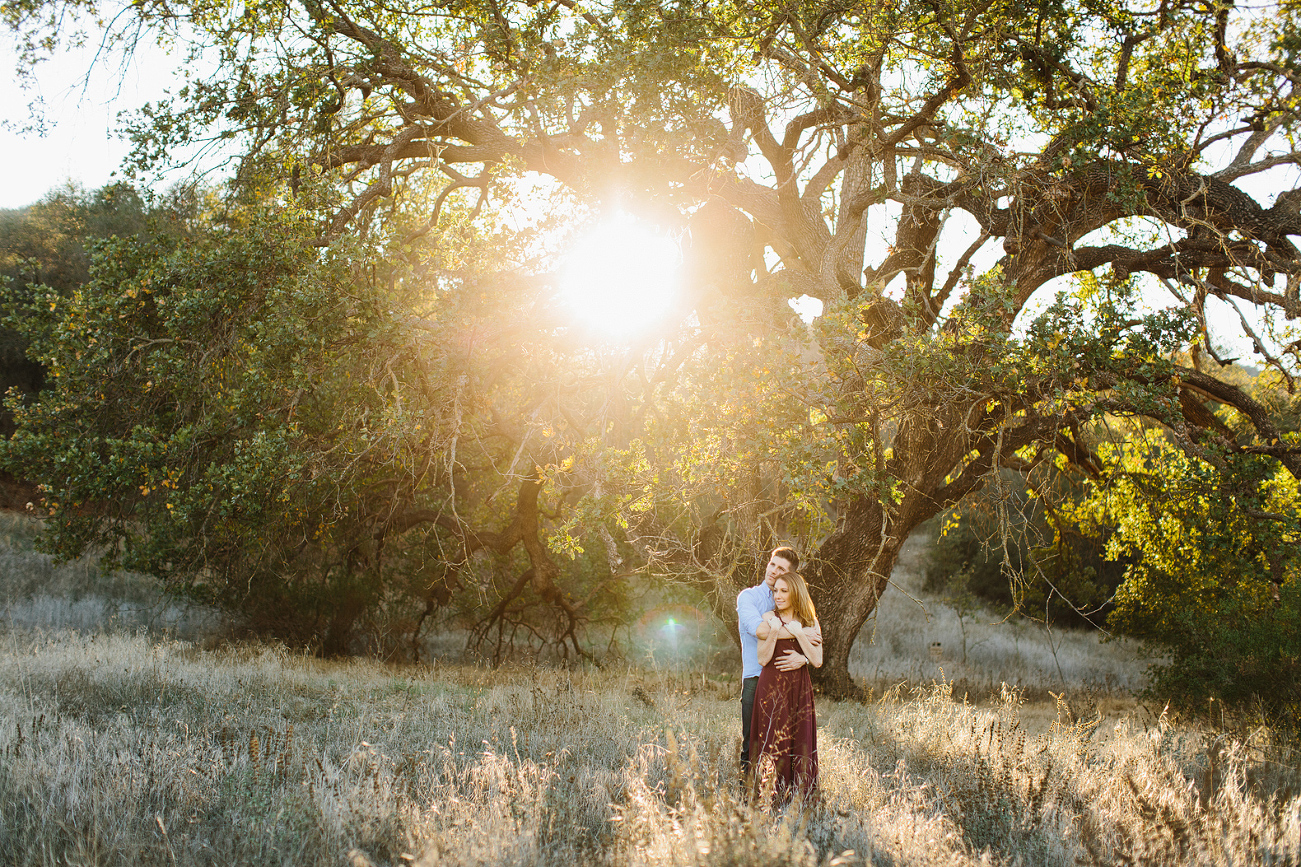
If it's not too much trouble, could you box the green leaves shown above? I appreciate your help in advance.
[4,0,1300,685]
[4,205,421,640]
[1068,424,1301,716]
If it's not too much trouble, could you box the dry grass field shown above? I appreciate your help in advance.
[2,633,1298,866]
[1,514,1298,866]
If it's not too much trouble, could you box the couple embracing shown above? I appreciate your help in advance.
[736,546,822,805]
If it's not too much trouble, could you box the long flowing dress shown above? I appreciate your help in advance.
[749,633,818,804]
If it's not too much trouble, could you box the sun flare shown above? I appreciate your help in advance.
[558,215,680,337]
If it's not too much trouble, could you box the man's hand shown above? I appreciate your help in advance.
[773,649,808,671]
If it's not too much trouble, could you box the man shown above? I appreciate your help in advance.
[737,545,820,773]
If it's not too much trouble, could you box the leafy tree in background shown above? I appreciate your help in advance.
[0,186,200,305]
[5,0,1301,689]
[0,183,190,436]
[926,470,1125,629]
[3,200,636,656]
[930,368,1301,716]
[1066,406,1301,717]
[5,208,425,653]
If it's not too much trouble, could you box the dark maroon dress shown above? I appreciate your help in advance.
[749,631,818,804]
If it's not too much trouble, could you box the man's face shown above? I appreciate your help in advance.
[764,553,794,589]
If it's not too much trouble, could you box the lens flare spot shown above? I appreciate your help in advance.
[559,214,680,337]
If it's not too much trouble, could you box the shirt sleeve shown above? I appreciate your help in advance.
[737,588,765,638]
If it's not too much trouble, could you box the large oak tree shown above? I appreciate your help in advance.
[6,0,1301,690]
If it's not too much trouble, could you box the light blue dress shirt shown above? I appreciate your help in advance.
[737,583,774,679]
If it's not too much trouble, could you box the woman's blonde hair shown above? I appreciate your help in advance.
[774,571,817,627]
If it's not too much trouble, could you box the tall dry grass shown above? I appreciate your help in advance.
[850,534,1150,697]
[1,508,1150,691]
[2,513,1295,864]
[0,512,222,640]
[0,630,1296,866]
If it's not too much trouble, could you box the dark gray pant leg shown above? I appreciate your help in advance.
[740,676,758,772]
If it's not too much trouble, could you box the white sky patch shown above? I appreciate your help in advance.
[789,294,823,323]
[1,30,220,208]
[3,43,139,206]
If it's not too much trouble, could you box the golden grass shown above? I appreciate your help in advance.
[0,630,1297,866]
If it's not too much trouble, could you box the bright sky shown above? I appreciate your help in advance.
[0,36,175,209]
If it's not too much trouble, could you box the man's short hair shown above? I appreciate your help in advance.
[771,545,799,571]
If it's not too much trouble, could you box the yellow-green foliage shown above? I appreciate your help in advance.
[0,631,1296,866]
[1068,432,1301,715]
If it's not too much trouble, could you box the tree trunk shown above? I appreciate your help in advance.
[322,579,368,657]
[804,496,908,698]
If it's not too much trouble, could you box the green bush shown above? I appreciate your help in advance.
[1071,436,1301,721]
[1136,581,1301,721]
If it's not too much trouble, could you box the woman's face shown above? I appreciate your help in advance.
[772,577,792,614]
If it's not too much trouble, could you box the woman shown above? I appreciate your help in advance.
[750,570,821,805]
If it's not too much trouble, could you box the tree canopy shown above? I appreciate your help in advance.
[5,0,1301,692]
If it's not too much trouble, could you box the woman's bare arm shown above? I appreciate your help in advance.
[757,618,778,665]
[757,615,793,641]
[757,612,791,665]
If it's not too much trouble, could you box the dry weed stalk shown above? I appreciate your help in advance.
[0,631,1294,866]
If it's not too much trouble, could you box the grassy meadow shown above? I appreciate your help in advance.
[1,513,1299,866]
